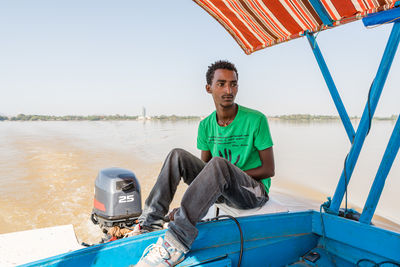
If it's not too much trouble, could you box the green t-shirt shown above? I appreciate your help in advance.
[197,105,273,193]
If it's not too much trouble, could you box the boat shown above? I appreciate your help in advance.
[20,1,400,266]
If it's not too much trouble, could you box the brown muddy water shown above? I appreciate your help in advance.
[0,120,399,244]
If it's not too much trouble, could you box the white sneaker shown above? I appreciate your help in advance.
[135,237,185,267]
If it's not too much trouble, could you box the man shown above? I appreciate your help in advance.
[135,60,274,267]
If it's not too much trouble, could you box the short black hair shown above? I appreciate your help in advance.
[206,60,238,85]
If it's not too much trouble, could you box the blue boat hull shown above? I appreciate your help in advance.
[22,211,400,266]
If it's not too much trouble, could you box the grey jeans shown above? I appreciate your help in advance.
[138,148,268,252]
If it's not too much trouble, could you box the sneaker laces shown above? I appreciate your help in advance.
[140,243,170,263]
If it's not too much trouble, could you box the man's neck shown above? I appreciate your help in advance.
[216,104,238,123]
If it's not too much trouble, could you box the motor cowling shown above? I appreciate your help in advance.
[91,167,142,230]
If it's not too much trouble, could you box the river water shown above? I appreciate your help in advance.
[0,119,399,243]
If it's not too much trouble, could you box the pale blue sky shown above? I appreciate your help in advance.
[0,0,399,117]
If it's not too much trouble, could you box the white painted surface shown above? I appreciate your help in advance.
[0,224,83,266]
[214,197,289,217]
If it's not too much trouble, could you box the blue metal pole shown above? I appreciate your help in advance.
[306,32,356,143]
[328,22,400,214]
[307,0,333,26]
[359,115,400,224]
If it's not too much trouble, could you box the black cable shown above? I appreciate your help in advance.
[344,154,349,214]
[319,205,327,247]
[318,205,338,267]
[356,258,400,267]
[378,261,400,266]
[367,80,374,135]
[357,258,379,266]
[343,79,374,215]
[207,215,244,267]
[81,242,93,247]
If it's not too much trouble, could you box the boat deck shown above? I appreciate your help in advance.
[20,210,400,266]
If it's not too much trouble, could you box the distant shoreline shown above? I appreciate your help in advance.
[269,114,398,122]
[0,114,397,122]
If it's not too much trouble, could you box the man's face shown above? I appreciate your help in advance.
[206,69,238,109]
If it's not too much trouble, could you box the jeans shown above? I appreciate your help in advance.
[138,148,268,252]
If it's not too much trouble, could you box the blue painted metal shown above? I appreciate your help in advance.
[306,32,356,143]
[307,0,333,26]
[317,238,393,266]
[198,258,232,267]
[312,212,400,262]
[306,247,353,267]
[21,211,400,266]
[360,115,400,224]
[363,6,400,27]
[329,22,400,214]
[22,212,318,267]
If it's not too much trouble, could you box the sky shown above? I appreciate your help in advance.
[0,0,399,117]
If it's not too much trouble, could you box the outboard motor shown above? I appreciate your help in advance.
[91,167,142,234]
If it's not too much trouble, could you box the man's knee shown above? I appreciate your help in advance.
[168,148,189,159]
[202,157,230,180]
[207,157,229,168]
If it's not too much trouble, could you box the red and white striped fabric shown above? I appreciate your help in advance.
[193,0,396,54]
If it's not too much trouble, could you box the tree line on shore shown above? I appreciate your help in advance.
[0,113,397,122]
[269,114,398,121]
[0,114,201,121]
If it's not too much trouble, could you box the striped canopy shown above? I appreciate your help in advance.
[194,0,397,54]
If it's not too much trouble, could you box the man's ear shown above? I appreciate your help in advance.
[206,84,212,94]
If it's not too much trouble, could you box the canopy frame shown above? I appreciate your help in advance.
[308,20,400,219]
[306,32,355,143]
[360,114,400,224]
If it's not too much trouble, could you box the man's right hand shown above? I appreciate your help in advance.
[201,150,212,162]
